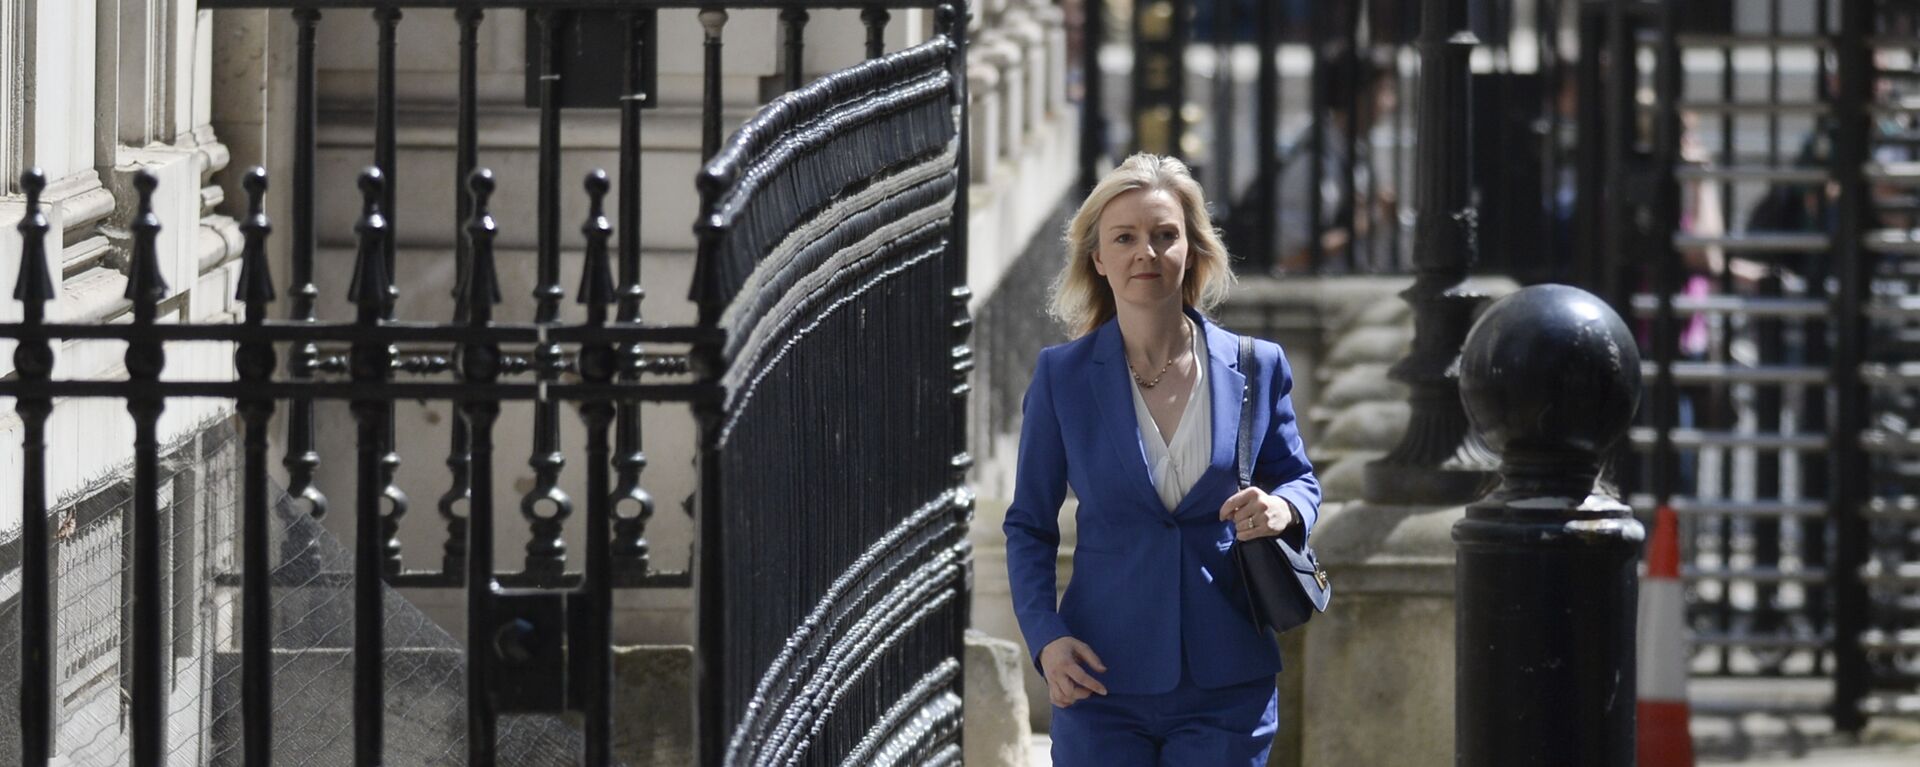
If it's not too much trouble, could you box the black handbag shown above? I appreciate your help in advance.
[1230,336,1332,635]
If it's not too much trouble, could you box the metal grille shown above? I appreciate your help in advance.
[1603,0,1920,752]
[691,26,972,766]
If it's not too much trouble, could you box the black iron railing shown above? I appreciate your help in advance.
[690,12,972,763]
[1075,0,1577,278]
[6,1,970,765]
[1595,0,1920,743]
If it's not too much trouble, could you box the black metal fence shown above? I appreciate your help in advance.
[4,1,970,765]
[1074,0,1579,279]
[689,15,972,765]
[1594,0,1920,746]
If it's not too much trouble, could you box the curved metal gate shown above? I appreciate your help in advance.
[689,18,974,766]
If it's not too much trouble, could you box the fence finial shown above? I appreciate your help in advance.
[14,168,53,310]
[464,168,502,321]
[348,167,389,319]
[936,4,958,38]
[236,167,276,315]
[125,170,168,312]
[578,170,616,311]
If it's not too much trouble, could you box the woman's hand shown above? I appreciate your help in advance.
[1220,487,1295,541]
[1038,636,1108,708]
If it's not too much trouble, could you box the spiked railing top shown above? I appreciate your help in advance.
[13,169,53,318]
[464,168,502,326]
[125,171,168,320]
[236,167,276,322]
[348,168,390,322]
[578,170,616,322]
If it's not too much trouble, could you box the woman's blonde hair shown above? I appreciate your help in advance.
[1050,153,1235,337]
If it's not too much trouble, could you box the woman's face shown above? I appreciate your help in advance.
[1091,187,1189,313]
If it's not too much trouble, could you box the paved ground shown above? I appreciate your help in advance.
[1706,745,1920,765]
[1027,735,1920,766]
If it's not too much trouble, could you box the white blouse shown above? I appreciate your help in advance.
[1128,318,1211,512]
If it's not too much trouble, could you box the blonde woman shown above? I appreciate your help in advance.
[1003,154,1320,765]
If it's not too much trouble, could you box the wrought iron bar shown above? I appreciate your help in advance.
[613,8,657,577]
[285,7,328,528]
[1829,0,1874,734]
[526,8,574,581]
[374,5,409,575]
[577,170,618,766]
[862,7,889,58]
[1648,0,1682,522]
[462,167,504,766]
[126,170,168,767]
[944,0,972,681]
[693,142,728,767]
[13,168,54,767]
[1253,0,1278,271]
[1209,0,1232,225]
[1342,3,1361,269]
[346,168,392,766]
[1361,0,1496,505]
[1078,0,1104,192]
[1307,2,1328,271]
[440,6,485,577]
[782,7,809,91]
[702,9,729,161]
[234,168,279,766]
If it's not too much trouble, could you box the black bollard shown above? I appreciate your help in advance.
[1453,284,1645,766]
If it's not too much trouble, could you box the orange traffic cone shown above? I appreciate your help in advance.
[1637,504,1695,766]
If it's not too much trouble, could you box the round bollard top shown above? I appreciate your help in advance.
[1459,284,1640,464]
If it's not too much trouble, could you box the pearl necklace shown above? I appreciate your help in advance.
[1128,323,1192,389]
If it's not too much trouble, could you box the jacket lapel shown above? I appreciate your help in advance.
[1173,313,1245,519]
[1088,320,1164,517]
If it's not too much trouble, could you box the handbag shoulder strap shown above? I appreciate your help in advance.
[1236,335,1256,490]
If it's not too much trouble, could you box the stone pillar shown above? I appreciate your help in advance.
[1296,501,1463,766]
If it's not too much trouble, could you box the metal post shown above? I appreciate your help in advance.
[1253,0,1279,271]
[1454,284,1645,767]
[346,169,392,767]
[1361,0,1496,505]
[1079,0,1105,192]
[943,0,975,722]
[461,168,504,766]
[13,168,54,767]
[781,8,809,91]
[125,171,169,767]
[234,168,278,767]
[700,9,729,162]
[1828,0,1873,733]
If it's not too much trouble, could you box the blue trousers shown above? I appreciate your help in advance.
[1049,663,1278,767]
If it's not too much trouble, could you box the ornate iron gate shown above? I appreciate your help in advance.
[1598,0,1920,744]
[3,2,970,765]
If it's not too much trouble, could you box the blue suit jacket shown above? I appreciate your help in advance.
[1002,308,1321,695]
